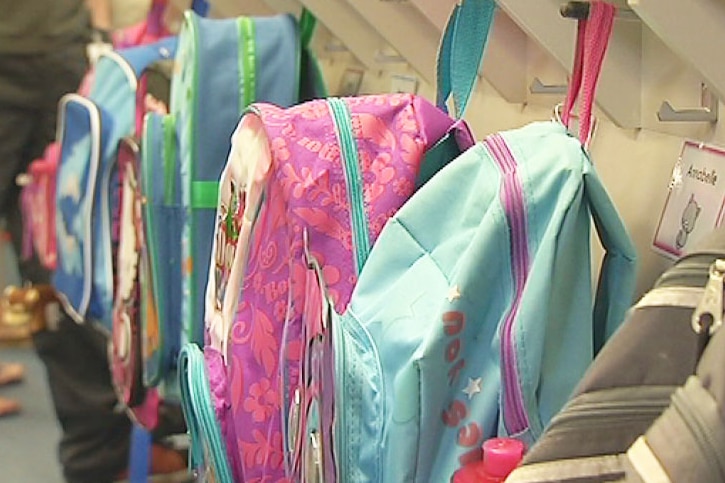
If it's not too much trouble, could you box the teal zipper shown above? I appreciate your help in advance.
[185,11,201,345]
[237,17,257,111]
[179,344,234,483]
[334,311,384,482]
[327,98,370,274]
[333,314,348,482]
[162,115,176,206]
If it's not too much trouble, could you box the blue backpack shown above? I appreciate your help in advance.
[140,111,182,389]
[169,10,327,350]
[54,37,178,329]
[297,2,637,481]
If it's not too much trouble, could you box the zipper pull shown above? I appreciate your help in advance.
[692,259,725,358]
[288,387,301,460]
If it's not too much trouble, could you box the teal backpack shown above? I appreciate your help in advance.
[298,2,637,481]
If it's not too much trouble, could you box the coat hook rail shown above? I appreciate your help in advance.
[658,84,719,123]
[560,1,591,19]
[560,1,638,20]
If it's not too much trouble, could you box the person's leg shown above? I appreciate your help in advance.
[0,45,135,481]
[0,104,37,258]
[34,312,132,483]
[0,53,44,418]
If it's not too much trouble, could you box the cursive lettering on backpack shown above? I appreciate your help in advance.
[440,310,484,465]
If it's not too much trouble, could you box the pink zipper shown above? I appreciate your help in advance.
[483,133,530,434]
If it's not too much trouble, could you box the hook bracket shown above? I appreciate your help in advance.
[374,50,406,64]
[324,42,349,53]
[658,85,719,123]
[529,77,568,95]
[560,1,590,19]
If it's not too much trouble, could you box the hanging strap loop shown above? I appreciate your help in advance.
[561,1,616,144]
[435,0,497,119]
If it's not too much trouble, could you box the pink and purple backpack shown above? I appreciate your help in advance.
[203,97,481,483]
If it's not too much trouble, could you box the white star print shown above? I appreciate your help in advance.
[447,285,461,302]
[462,377,482,400]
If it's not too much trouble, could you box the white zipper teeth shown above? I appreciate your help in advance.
[99,51,139,91]
[100,152,114,321]
[58,94,101,320]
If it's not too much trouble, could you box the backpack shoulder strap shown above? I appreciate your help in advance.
[436,0,496,119]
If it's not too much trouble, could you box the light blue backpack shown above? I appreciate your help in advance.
[54,37,178,329]
[299,2,637,481]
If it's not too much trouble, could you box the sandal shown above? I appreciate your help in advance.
[0,362,24,386]
[0,396,21,417]
[114,443,191,482]
[2,285,60,335]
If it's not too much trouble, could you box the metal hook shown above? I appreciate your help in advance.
[552,102,598,150]
[560,1,638,20]
[374,50,406,64]
[560,1,590,19]
[658,84,719,123]
[324,42,348,53]
[529,78,568,95]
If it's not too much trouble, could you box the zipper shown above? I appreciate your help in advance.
[58,94,102,323]
[483,133,530,434]
[183,344,234,483]
[237,17,257,111]
[162,115,177,206]
[691,259,725,337]
[334,310,384,483]
[287,387,302,470]
[691,259,725,360]
[327,98,371,274]
[332,311,346,482]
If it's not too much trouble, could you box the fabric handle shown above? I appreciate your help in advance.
[191,181,219,209]
[584,169,637,353]
[436,0,496,119]
[178,345,203,470]
[561,1,616,144]
[299,8,317,50]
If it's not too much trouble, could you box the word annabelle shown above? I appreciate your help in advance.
[687,165,718,186]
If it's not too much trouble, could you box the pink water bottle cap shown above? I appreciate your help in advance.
[482,438,525,478]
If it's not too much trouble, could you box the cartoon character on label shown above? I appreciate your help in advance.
[676,193,702,250]
[215,180,243,311]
